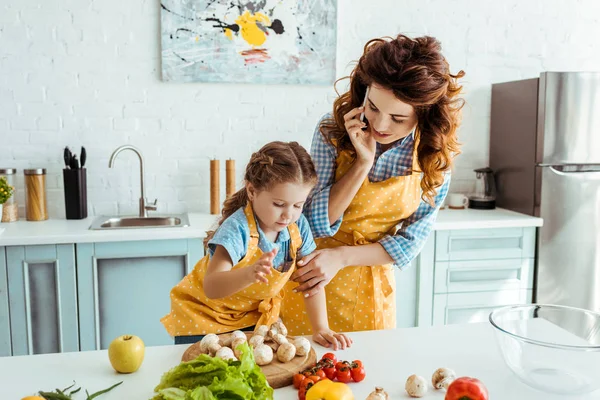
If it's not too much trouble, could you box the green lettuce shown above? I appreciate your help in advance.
[151,342,273,400]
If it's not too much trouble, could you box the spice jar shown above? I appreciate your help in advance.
[0,168,18,222]
[24,168,48,221]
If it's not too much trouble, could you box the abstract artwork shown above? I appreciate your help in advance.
[160,0,337,85]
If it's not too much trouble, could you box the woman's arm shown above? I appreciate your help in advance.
[304,110,375,237]
[303,289,352,350]
[203,246,276,299]
[293,173,451,296]
[378,172,451,269]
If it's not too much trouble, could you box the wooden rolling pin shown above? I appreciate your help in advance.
[226,159,235,199]
[210,159,220,215]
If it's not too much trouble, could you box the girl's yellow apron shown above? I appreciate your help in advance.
[281,135,423,335]
[161,203,302,336]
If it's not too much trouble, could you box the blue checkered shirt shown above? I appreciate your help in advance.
[303,114,450,270]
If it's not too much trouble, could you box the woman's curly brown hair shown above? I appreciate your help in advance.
[321,34,465,205]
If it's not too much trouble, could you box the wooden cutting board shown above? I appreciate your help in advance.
[181,332,317,389]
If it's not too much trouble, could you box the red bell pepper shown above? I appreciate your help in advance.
[445,377,489,400]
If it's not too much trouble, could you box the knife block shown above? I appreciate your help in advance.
[63,168,88,219]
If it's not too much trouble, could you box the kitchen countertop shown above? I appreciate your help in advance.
[1,322,596,399]
[0,208,542,246]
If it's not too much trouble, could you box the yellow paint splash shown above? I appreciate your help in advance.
[232,11,271,47]
[224,28,233,40]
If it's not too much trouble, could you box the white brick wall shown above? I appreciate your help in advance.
[1,0,600,217]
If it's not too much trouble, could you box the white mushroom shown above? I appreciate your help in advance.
[199,334,220,354]
[220,335,233,347]
[266,341,280,352]
[293,337,311,356]
[432,367,456,390]
[272,333,288,345]
[231,338,247,359]
[253,344,274,366]
[249,335,265,348]
[276,342,296,363]
[366,387,389,400]
[207,342,222,357]
[215,346,236,361]
[271,320,288,337]
[405,375,428,398]
[268,328,279,339]
[255,325,269,337]
[230,330,247,342]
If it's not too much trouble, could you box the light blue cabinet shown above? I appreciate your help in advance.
[76,239,203,351]
[5,244,79,356]
[430,227,536,326]
[0,247,10,356]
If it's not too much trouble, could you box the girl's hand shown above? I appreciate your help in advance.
[344,106,376,166]
[248,248,277,283]
[313,328,352,350]
[292,248,345,297]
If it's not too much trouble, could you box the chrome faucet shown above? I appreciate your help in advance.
[108,145,157,218]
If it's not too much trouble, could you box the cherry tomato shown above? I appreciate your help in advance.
[321,352,337,364]
[350,366,366,382]
[335,361,349,371]
[300,375,321,391]
[298,387,307,400]
[323,365,336,380]
[314,369,327,379]
[293,373,306,389]
[335,367,352,383]
[352,360,363,369]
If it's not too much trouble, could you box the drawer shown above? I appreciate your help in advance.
[432,289,533,326]
[434,258,534,294]
[435,227,536,261]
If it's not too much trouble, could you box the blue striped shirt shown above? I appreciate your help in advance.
[303,114,450,270]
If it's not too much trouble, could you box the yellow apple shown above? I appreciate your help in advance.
[108,334,145,373]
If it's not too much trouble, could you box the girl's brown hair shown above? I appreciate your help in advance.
[204,141,317,246]
[322,34,465,204]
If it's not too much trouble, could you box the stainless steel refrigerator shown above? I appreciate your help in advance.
[490,71,600,312]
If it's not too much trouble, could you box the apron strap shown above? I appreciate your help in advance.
[256,221,302,328]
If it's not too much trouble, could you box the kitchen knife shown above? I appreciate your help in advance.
[64,147,72,169]
[70,155,79,170]
[80,146,87,168]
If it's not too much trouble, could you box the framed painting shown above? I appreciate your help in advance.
[160,0,337,85]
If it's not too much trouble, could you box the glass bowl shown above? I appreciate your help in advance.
[489,304,600,395]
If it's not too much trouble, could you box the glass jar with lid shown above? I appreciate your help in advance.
[24,168,48,221]
[0,168,18,222]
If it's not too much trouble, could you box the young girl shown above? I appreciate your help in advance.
[161,141,351,350]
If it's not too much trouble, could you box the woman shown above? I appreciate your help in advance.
[280,34,465,336]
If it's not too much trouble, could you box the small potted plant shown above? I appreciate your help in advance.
[0,176,15,221]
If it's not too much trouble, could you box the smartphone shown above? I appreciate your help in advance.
[359,86,370,124]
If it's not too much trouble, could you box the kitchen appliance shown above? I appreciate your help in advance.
[468,167,496,209]
[490,71,600,312]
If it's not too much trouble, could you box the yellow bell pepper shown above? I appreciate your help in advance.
[305,379,354,400]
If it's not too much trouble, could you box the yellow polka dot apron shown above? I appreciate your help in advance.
[161,203,302,336]
[281,135,423,334]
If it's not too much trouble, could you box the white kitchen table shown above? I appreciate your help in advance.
[2,322,598,399]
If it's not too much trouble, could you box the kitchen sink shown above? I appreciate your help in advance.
[89,213,190,230]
